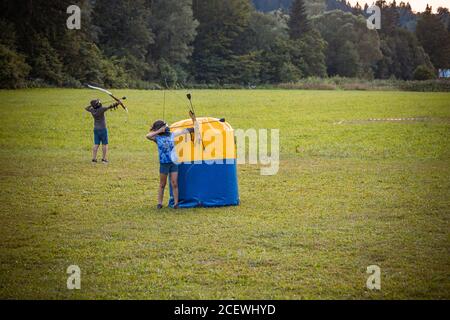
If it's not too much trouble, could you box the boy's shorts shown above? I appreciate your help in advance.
[160,163,179,175]
[94,128,108,145]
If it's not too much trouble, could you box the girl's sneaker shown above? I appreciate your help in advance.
[157,204,163,209]
[102,159,109,164]
[92,159,97,163]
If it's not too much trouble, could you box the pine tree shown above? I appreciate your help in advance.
[353,2,362,15]
[312,10,382,77]
[147,0,198,84]
[375,0,399,35]
[437,7,450,31]
[416,7,450,69]
[192,0,253,83]
[288,0,310,39]
[148,0,198,66]
[0,20,30,88]
[93,0,154,80]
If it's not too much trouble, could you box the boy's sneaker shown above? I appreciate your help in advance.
[157,204,163,209]
[92,159,97,163]
[173,204,179,209]
[102,159,109,164]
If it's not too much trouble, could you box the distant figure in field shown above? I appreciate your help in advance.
[85,99,119,164]
[146,120,194,209]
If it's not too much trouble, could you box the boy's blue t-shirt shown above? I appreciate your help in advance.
[155,134,177,164]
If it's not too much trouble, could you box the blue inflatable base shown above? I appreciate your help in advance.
[169,160,239,208]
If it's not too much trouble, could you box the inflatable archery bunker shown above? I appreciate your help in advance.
[168,117,239,208]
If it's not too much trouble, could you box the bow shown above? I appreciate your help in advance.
[186,93,205,150]
[87,84,128,112]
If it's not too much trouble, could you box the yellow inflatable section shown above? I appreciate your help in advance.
[170,117,236,163]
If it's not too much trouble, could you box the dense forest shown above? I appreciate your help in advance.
[1,0,449,88]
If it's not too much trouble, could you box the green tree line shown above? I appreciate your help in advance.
[0,0,449,88]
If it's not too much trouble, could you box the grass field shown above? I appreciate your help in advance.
[0,89,449,299]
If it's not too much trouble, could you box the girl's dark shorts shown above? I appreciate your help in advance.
[160,163,178,175]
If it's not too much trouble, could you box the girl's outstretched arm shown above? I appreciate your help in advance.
[172,127,194,138]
